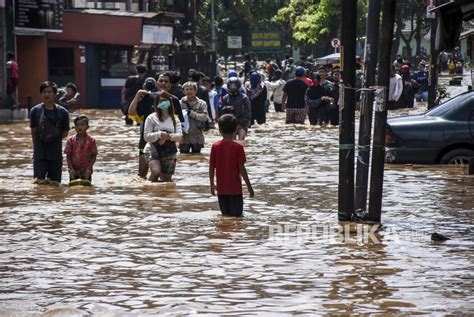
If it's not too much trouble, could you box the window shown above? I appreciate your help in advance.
[99,46,133,78]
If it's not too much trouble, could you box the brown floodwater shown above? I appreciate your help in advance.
[0,106,473,316]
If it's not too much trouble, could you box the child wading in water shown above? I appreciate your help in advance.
[65,116,98,182]
[209,114,254,217]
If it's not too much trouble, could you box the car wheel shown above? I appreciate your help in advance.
[440,148,474,165]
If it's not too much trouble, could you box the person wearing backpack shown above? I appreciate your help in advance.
[30,81,70,183]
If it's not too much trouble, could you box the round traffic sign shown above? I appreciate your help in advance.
[331,38,340,48]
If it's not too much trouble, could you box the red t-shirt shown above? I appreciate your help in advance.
[210,140,246,195]
[7,60,19,79]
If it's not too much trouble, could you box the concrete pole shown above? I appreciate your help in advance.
[355,0,381,213]
[211,0,216,52]
[338,0,357,222]
[367,0,397,223]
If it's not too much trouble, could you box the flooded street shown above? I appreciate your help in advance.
[0,103,473,315]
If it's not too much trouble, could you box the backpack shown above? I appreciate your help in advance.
[37,104,61,143]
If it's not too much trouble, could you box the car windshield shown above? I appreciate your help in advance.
[425,92,473,118]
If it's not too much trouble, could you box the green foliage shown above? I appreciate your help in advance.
[274,0,367,45]
[197,0,288,53]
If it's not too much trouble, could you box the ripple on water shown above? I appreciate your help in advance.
[0,108,473,315]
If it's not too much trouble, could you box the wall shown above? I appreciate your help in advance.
[48,11,142,46]
[17,35,48,108]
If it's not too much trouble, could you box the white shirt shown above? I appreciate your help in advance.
[143,113,182,155]
[269,79,286,104]
[208,89,218,122]
[389,74,403,101]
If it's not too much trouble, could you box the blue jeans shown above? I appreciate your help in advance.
[416,91,428,102]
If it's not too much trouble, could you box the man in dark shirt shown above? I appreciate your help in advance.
[317,66,334,125]
[169,71,185,100]
[128,77,157,178]
[281,66,309,124]
[157,72,184,123]
[121,64,147,125]
[414,62,429,102]
[30,81,70,183]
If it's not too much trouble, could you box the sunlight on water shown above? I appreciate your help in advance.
[0,106,473,316]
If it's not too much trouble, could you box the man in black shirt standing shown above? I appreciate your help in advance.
[281,66,309,124]
[121,64,147,125]
[30,81,70,183]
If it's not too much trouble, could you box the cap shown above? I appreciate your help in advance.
[295,66,305,76]
[158,100,171,110]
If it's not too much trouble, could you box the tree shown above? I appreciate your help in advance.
[195,0,289,54]
[393,1,429,62]
[274,0,367,54]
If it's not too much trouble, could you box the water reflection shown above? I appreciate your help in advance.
[0,108,473,316]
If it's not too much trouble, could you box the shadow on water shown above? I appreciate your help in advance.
[0,108,473,316]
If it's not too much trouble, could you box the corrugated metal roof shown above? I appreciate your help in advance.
[69,9,158,18]
[67,9,184,19]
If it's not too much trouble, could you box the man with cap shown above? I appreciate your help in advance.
[281,66,309,124]
[121,64,147,125]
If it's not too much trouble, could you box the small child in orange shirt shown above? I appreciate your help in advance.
[65,116,98,182]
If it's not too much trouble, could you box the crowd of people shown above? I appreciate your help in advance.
[29,52,441,217]
[389,56,431,109]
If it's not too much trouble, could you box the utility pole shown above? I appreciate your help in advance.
[211,0,216,52]
[367,0,396,223]
[190,0,197,51]
[428,0,438,109]
[338,0,357,222]
[0,0,6,108]
[355,0,381,213]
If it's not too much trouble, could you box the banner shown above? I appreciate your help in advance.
[15,0,63,32]
[250,32,282,51]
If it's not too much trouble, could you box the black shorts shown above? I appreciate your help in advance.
[218,195,243,217]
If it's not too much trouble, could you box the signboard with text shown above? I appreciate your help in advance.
[227,36,242,49]
[142,25,173,45]
[15,0,63,32]
[250,32,282,51]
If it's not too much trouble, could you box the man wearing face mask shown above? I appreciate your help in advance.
[220,77,252,140]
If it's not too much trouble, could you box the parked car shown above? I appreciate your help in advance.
[385,90,474,165]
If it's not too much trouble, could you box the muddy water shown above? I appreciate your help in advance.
[0,106,473,316]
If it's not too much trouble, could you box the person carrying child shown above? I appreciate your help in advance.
[65,115,98,182]
[209,114,254,217]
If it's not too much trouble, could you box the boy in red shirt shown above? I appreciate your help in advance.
[65,116,98,182]
[210,114,254,217]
